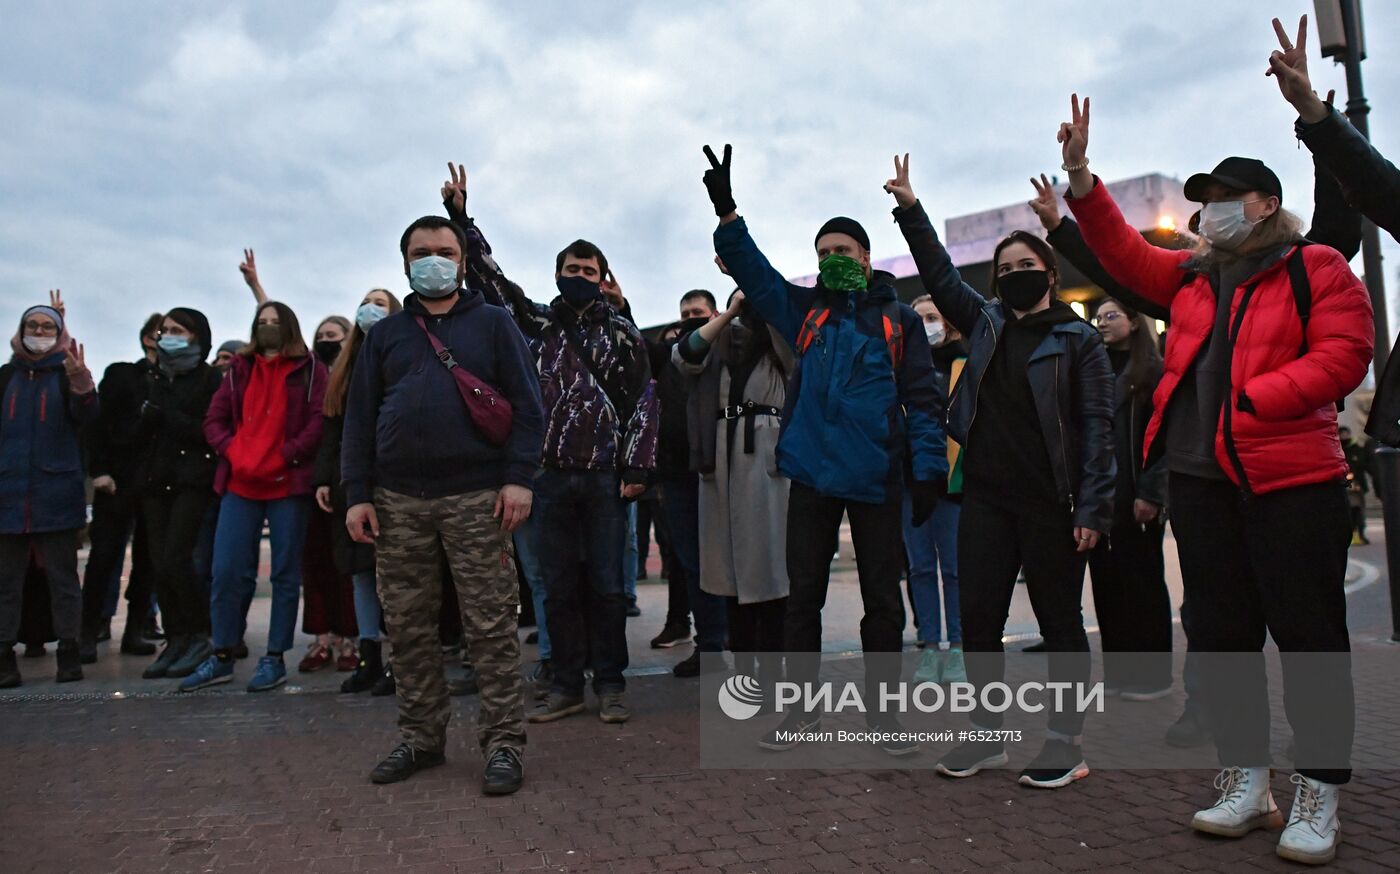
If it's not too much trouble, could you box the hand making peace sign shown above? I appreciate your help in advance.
[1057,93,1090,169]
[441,162,468,214]
[883,153,916,209]
[1028,174,1062,232]
[701,144,736,219]
[48,289,65,319]
[1267,15,1329,124]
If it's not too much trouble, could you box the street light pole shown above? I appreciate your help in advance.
[1325,0,1400,640]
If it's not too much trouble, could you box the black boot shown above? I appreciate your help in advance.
[55,639,84,683]
[371,661,396,697]
[120,620,156,656]
[78,630,99,664]
[341,639,382,693]
[0,644,20,688]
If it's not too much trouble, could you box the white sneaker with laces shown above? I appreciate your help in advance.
[1276,774,1341,865]
[1190,766,1283,837]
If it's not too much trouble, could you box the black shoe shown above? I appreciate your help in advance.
[529,660,552,700]
[758,710,822,751]
[524,630,539,645]
[166,636,213,678]
[145,616,165,641]
[143,635,188,679]
[1017,739,1089,789]
[935,739,1009,778]
[626,602,642,618]
[1165,709,1212,748]
[78,633,98,665]
[673,651,701,678]
[448,664,479,697]
[120,624,157,656]
[868,717,920,757]
[368,743,445,785]
[371,663,396,697]
[232,639,250,660]
[95,619,112,642]
[482,747,524,796]
[341,640,382,693]
[55,639,84,683]
[0,645,20,688]
[650,624,691,649]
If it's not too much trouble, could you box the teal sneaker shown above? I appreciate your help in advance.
[942,647,968,684]
[178,655,233,692]
[247,655,287,692]
[913,648,943,684]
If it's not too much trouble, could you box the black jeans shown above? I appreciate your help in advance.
[142,490,212,638]
[1088,513,1172,691]
[784,481,904,699]
[81,490,152,636]
[1170,473,1353,785]
[959,495,1090,738]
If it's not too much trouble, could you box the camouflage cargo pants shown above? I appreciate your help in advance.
[375,487,524,756]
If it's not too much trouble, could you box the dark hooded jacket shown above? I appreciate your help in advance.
[137,307,222,494]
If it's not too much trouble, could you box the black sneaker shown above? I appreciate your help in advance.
[1165,709,1212,748]
[1017,739,1090,789]
[371,663,396,697]
[868,717,920,757]
[120,624,156,656]
[935,740,1009,778]
[78,632,99,664]
[55,639,83,683]
[0,645,20,689]
[96,619,112,643]
[524,631,539,645]
[368,743,445,785]
[672,651,700,678]
[758,710,823,751]
[482,747,524,796]
[142,635,189,679]
[650,624,691,649]
[626,602,642,618]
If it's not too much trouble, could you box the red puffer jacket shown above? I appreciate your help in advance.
[1068,178,1372,495]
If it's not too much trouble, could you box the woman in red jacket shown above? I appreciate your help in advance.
[1058,94,1371,865]
[182,301,327,695]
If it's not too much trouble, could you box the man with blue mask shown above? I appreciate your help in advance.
[341,215,545,795]
[435,163,659,729]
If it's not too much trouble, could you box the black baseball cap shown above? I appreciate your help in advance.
[1183,157,1282,203]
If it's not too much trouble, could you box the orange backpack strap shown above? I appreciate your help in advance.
[795,306,831,356]
[880,301,904,373]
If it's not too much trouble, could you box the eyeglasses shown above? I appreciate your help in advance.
[1093,312,1125,325]
[23,321,59,335]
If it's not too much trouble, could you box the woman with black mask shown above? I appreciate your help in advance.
[886,154,1115,790]
[138,308,224,680]
[674,289,792,694]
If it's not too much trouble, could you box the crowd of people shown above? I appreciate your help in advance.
[1,12,1396,865]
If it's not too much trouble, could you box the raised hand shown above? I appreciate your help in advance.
[63,339,86,376]
[48,289,65,318]
[441,161,468,214]
[883,153,916,209]
[239,248,268,304]
[1057,93,1090,168]
[1028,174,1063,231]
[702,144,736,219]
[714,255,730,276]
[1268,15,1328,123]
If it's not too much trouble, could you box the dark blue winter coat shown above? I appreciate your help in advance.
[714,217,947,504]
[0,353,100,533]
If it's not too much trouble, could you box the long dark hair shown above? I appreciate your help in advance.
[1100,297,1161,400]
[727,289,786,378]
[239,301,309,359]
[991,231,1059,298]
[325,289,402,417]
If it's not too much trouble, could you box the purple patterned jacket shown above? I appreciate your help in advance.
[446,203,658,482]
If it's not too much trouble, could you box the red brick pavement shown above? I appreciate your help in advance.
[3,676,1399,873]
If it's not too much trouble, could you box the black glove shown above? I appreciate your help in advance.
[910,478,946,527]
[139,400,163,426]
[1236,391,1256,415]
[702,144,736,218]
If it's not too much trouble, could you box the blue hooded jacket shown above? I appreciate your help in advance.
[714,217,946,504]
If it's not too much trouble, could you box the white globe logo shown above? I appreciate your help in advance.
[718,674,764,720]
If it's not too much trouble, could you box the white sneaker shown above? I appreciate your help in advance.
[1190,767,1283,837]
[1276,774,1341,865]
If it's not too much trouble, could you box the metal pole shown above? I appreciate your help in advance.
[1337,0,1400,640]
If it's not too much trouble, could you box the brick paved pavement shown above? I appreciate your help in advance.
[2,529,1398,872]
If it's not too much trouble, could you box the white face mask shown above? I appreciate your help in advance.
[924,320,945,347]
[23,336,57,354]
[1197,200,1262,250]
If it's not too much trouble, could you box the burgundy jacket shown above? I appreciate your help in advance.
[203,353,327,498]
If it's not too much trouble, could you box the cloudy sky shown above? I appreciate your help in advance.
[3,0,1398,369]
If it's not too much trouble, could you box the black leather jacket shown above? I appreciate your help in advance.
[895,201,1116,533]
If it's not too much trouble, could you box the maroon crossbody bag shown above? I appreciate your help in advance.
[414,315,513,446]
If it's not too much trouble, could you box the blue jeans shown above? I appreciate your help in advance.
[662,474,727,652]
[351,570,381,642]
[210,493,310,655]
[535,468,629,696]
[623,503,638,604]
[514,512,549,660]
[902,494,961,646]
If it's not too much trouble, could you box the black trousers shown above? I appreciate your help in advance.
[728,596,787,654]
[81,490,152,636]
[959,495,1090,737]
[142,490,212,638]
[1170,473,1353,785]
[1088,513,1172,691]
[784,481,904,699]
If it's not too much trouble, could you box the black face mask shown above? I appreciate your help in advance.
[997,269,1052,311]
[557,275,602,307]
[314,340,342,365]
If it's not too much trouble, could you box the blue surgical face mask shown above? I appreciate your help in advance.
[1197,200,1262,250]
[157,335,190,352]
[356,303,388,332]
[407,255,460,298]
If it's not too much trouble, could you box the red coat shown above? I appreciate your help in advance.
[1068,178,1372,495]
[203,353,327,498]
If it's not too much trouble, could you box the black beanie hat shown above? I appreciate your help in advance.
[165,307,213,360]
[814,217,870,253]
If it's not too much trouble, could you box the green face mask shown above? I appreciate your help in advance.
[818,254,868,292]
